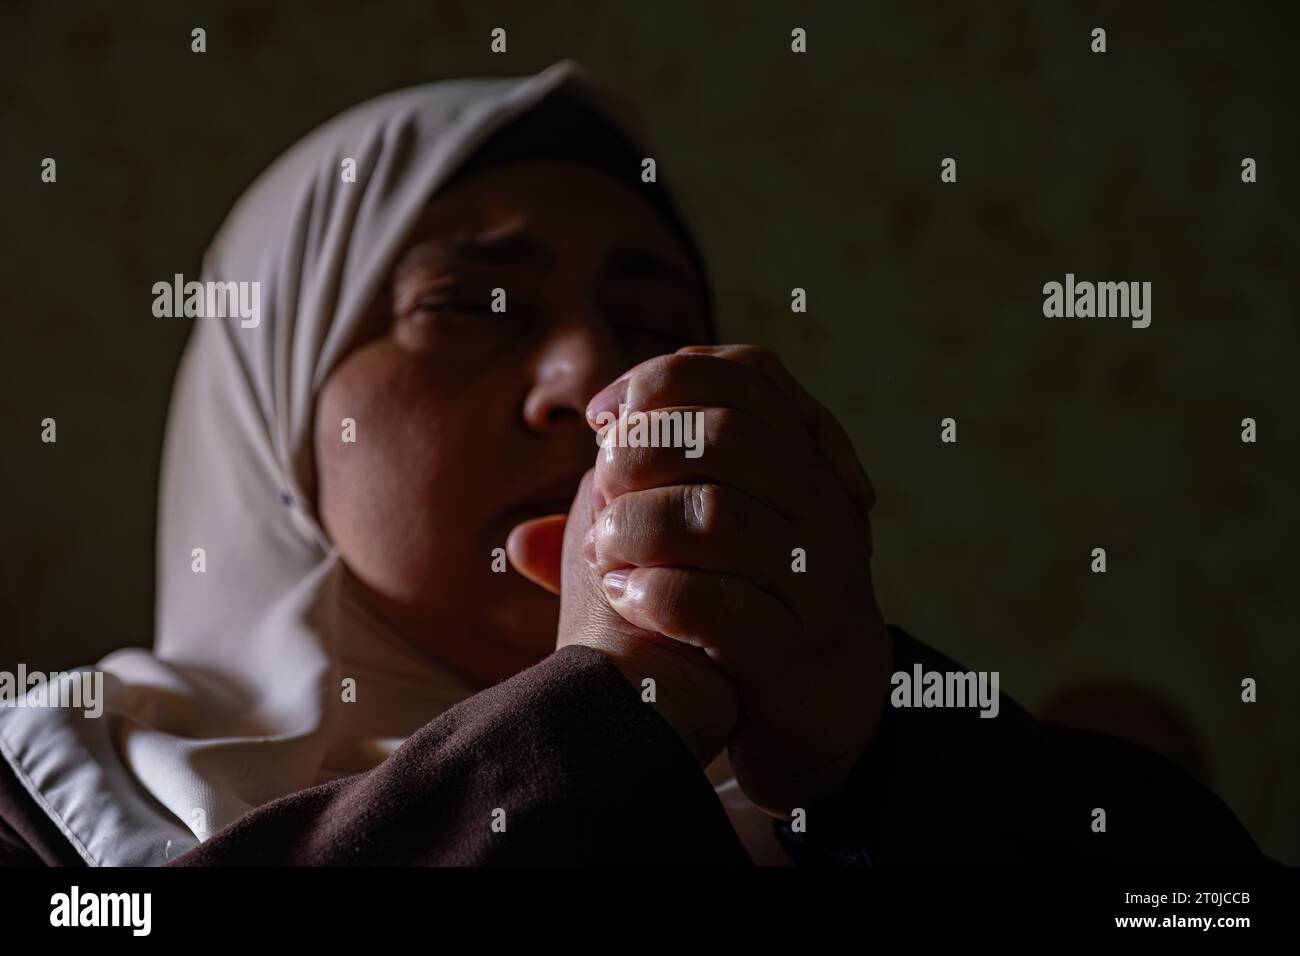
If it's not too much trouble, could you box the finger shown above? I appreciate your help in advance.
[559,469,600,571]
[556,468,601,600]
[506,514,567,595]
[593,406,815,520]
[584,351,809,446]
[600,565,799,690]
[587,483,801,609]
[676,345,875,517]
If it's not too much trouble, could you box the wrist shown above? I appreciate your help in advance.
[581,632,735,767]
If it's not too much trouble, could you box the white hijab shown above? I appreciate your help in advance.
[0,59,789,866]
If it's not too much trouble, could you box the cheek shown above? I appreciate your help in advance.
[316,345,497,599]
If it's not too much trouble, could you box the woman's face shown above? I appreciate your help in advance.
[315,159,711,687]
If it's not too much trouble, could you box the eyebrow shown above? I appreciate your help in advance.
[603,247,702,296]
[423,231,702,296]
[442,232,553,269]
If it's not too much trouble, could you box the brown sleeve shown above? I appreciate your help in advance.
[774,626,1269,866]
[169,645,752,866]
[0,807,51,866]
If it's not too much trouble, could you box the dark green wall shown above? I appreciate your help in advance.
[2,1,1295,861]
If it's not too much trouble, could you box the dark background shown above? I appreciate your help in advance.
[1,1,1296,861]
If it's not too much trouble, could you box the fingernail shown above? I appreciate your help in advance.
[602,569,629,598]
[582,526,596,562]
[590,483,606,512]
[585,378,628,423]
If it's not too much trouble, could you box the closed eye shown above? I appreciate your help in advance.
[414,297,495,315]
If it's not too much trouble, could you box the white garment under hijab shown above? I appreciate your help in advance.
[0,59,790,867]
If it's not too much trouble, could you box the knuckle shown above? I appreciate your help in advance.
[655,352,689,386]
[618,443,658,484]
[679,483,721,537]
[663,573,706,635]
[634,354,677,405]
[599,441,647,490]
[638,569,677,619]
[592,452,618,497]
[599,495,626,543]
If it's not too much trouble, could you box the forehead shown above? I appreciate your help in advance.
[400,159,696,267]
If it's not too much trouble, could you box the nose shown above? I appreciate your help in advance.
[521,310,624,433]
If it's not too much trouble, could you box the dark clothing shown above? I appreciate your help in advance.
[0,627,1266,866]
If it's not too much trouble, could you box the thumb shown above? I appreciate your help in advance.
[506,514,567,595]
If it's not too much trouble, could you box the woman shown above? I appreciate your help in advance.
[0,60,1266,866]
